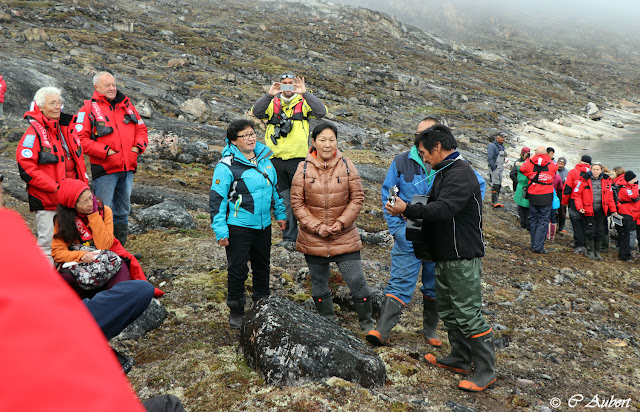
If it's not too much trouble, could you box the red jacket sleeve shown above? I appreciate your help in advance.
[571,179,586,211]
[0,209,146,411]
[132,105,148,154]
[16,127,59,193]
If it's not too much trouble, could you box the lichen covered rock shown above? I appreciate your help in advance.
[241,296,386,388]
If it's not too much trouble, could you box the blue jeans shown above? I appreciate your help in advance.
[384,226,436,304]
[529,204,552,252]
[92,171,134,225]
[83,280,154,340]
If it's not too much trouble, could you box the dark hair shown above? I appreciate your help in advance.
[546,147,555,154]
[227,119,255,142]
[311,122,338,141]
[53,194,104,244]
[53,204,82,244]
[414,124,457,152]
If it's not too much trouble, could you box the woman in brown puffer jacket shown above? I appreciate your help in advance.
[291,122,373,331]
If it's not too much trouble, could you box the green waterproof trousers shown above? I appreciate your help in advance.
[435,258,490,338]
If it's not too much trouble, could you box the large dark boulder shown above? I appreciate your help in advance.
[134,199,196,230]
[241,296,386,388]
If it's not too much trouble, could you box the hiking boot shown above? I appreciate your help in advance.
[113,348,134,375]
[422,296,442,347]
[458,329,496,392]
[353,296,374,332]
[585,239,597,260]
[366,295,404,346]
[227,297,246,330]
[313,293,336,322]
[424,329,471,374]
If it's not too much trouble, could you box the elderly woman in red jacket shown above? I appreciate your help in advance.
[572,162,617,260]
[290,122,373,331]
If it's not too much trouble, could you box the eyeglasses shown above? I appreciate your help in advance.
[237,131,257,141]
[281,74,295,79]
[45,101,63,108]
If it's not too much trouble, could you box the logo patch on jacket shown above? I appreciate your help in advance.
[21,149,33,158]
[215,179,220,184]
[628,189,633,196]
[76,112,85,123]
[23,135,36,148]
[75,124,83,132]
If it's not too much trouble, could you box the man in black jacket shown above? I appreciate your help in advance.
[385,125,495,392]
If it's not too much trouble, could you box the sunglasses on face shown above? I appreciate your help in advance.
[281,74,295,79]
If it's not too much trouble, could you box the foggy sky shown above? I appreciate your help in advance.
[334,0,639,38]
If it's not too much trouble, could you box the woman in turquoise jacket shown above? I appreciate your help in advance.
[209,119,286,329]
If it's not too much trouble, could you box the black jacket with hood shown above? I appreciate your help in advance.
[403,152,485,261]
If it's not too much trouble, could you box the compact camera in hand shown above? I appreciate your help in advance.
[280,84,294,92]
[387,185,399,206]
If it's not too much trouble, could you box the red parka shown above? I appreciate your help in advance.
[571,173,617,216]
[0,74,6,103]
[74,90,147,180]
[0,209,146,412]
[519,154,558,206]
[561,163,590,207]
[615,176,640,220]
[16,104,88,211]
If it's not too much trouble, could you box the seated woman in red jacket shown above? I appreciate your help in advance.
[572,162,617,260]
[52,178,163,298]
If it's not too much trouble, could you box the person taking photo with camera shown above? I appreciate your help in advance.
[252,71,327,251]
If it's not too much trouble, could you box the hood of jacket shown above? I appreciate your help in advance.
[23,102,59,130]
[530,153,553,167]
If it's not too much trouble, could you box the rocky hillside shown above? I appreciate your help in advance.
[1,0,640,411]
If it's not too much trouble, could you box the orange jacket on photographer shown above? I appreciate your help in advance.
[74,89,147,180]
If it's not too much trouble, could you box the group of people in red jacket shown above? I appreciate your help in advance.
[518,146,639,261]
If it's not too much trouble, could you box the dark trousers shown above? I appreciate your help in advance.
[518,205,529,229]
[83,280,154,340]
[558,204,567,231]
[583,210,606,240]
[271,157,304,242]
[225,224,272,302]
[569,207,585,247]
[618,214,635,260]
[529,204,552,252]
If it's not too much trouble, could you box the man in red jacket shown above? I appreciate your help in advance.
[520,146,558,254]
[75,71,148,246]
[0,73,6,119]
[562,155,591,252]
[16,87,88,263]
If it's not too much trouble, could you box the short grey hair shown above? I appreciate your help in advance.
[93,71,115,86]
[34,87,62,108]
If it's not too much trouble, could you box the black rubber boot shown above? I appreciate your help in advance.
[600,235,609,253]
[353,296,374,332]
[594,237,603,260]
[313,293,335,322]
[459,329,496,392]
[113,223,128,247]
[227,296,246,330]
[423,297,442,347]
[586,238,597,259]
[365,295,404,346]
[424,329,471,374]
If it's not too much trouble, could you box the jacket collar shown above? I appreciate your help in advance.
[23,103,59,130]
[92,89,126,105]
